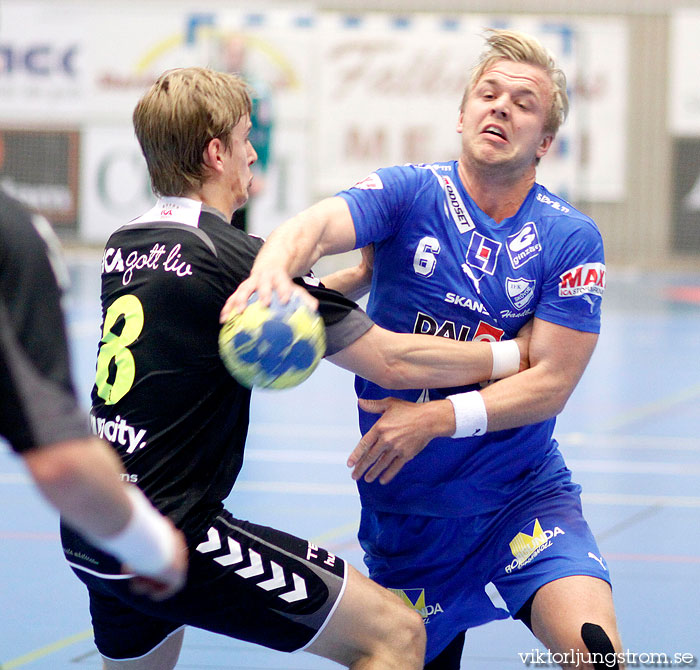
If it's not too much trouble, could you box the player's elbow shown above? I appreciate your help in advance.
[24,448,74,489]
[370,357,422,390]
[366,358,402,389]
[541,381,574,418]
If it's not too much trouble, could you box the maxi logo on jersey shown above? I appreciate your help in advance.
[388,588,444,624]
[413,311,505,342]
[504,518,566,574]
[558,262,606,298]
[506,222,542,269]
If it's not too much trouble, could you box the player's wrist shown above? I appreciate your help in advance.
[423,399,459,438]
[489,340,520,379]
[94,486,178,576]
[447,391,487,438]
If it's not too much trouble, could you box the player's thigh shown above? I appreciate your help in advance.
[185,513,348,653]
[531,575,622,654]
[102,628,184,670]
[306,563,425,667]
[488,481,612,623]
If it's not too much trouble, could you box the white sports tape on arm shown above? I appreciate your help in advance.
[95,486,177,576]
[447,390,487,438]
[490,340,520,379]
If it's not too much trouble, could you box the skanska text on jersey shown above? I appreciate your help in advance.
[101,243,193,286]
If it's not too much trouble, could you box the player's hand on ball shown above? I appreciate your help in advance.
[220,270,317,322]
[219,290,326,389]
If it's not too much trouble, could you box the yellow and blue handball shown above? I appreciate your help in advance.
[219,290,326,389]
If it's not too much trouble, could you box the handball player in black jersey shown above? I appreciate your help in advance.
[62,67,529,669]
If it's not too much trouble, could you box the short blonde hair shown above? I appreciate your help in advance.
[133,67,252,197]
[462,29,569,136]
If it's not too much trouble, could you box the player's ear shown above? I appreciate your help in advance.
[202,138,224,172]
[456,110,465,134]
[536,133,554,159]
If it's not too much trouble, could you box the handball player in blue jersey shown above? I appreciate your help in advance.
[227,29,624,670]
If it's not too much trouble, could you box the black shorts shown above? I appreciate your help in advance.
[73,511,348,660]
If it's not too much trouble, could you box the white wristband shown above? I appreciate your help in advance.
[447,390,487,438]
[95,486,177,577]
[490,340,520,379]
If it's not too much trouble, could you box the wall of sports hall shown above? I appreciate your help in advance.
[0,0,699,271]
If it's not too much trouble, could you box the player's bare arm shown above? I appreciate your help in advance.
[328,320,530,391]
[221,196,356,319]
[321,243,375,301]
[24,438,188,599]
[348,318,595,484]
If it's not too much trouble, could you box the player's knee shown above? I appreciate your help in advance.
[378,595,426,667]
[580,623,619,670]
[391,607,426,666]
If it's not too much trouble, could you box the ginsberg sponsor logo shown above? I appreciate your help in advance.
[507,223,542,269]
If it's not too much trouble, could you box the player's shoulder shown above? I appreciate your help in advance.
[0,189,35,242]
[0,190,59,279]
[352,160,456,191]
[531,183,600,236]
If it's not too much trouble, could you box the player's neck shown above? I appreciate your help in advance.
[457,158,536,223]
[186,184,236,223]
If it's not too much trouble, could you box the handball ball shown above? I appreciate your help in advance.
[219,290,326,390]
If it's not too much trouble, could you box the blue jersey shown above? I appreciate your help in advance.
[337,161,605,518]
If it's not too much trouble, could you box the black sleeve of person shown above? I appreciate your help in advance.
[292,277,373,357]
[0,191,89,452]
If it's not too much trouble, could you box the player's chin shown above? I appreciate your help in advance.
[234,190,250,211]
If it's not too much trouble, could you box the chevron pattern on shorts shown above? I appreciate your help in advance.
[195,527,308,603]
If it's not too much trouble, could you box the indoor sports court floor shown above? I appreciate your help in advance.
[1,252,699,669]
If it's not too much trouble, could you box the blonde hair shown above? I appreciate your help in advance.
[462,29,569,136]
[133,67,252,197]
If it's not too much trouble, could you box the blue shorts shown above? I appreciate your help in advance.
[358,480,611,663]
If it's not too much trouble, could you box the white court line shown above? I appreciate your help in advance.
[247,424,360,440]
[0,473,31,484]
[235,481,700,508]
[582,492,700,508]
[559,433,700,451]
[3,472,699,507]
[246,448,347,464]
[566,459,700,475]
[235,481,357,495]
[244,449,700,475]
[245,427,700,450]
